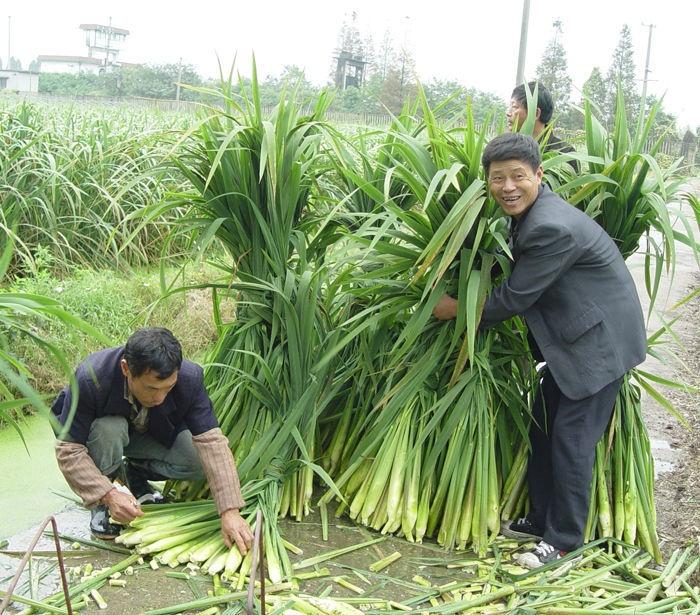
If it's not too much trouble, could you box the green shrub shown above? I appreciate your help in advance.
[7,265,231,395]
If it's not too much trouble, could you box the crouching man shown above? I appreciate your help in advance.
[52,327,253,555]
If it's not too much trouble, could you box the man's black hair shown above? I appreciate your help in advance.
[482,133,542,175]
[124,327,183,378]
[511,80,554,125]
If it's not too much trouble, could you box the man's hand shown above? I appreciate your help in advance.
[433,294,459,321]
[102,488,144,524]
[221,509,254,554]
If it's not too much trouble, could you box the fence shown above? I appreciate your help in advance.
[13,91,395,125]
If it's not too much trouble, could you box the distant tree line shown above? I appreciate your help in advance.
[38,63,205,101]
[34,60,505,124]
[27,17,688,140]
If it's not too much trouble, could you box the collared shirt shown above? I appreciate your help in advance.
[123,380,149,433]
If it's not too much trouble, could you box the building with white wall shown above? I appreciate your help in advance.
[0,70,39,92]
[37,55,103,75]
[37,23,130,75]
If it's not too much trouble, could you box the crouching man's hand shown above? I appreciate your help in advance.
[102,488,144,524]
[221,509,254,555]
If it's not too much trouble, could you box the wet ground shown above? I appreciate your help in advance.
[0,414,75,537]
[1,502,515,614]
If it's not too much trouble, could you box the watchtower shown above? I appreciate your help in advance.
[334,51,367,90]
[79,23,130,67]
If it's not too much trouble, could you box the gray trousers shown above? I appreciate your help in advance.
[85,415,205,480]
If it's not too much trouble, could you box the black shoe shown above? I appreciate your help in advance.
[501,516,544,540]
[90,505,123,540]
[125,460,165,504]
[516,540,582,574]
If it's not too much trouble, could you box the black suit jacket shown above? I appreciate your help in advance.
[482,185,646,400]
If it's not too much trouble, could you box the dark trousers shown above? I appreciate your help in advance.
[527,368,622,552]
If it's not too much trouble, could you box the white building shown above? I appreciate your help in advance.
[37,55,103,75]
[0,69,39,92]
[38,23,130,75]
[80,23,129,65]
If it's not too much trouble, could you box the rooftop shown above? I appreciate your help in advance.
[79,23,130,36]
[38,55,104,65]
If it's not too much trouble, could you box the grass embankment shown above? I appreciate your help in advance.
[3,264,230,406]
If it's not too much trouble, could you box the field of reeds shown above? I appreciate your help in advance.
[0,99,190,276]
[1,76,699,613]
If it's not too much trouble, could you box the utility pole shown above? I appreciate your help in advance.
[7,16,11,69]
[399,15,410,89]
[515,0,530,86]
[640,23,655,115]
[175,57,183,103]
[104,16,112,70]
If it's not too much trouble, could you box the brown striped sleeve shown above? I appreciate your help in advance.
[55,440,115,508]
[192,428,245,514]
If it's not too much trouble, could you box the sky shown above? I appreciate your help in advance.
[3,1,698,128]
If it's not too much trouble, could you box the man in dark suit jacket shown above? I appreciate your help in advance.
[508,81,580,173]
[52,327,253,553]
[433,133,646,569]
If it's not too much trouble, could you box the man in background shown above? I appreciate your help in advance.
[507,80,579,172]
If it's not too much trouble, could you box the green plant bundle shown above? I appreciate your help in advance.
[118,483,292,583]
[156,65,367,523]
[313,91,535,555]
[559,90,699,312]
[144,78,692,569]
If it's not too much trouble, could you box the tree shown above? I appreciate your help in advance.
[28,59,40,72]
[605,24,638,125]
[39,72,105,96]
[376,29,398,82]
[581,67,607,116]
[259,65,318,108]
[644,95,678,140]
[9,56,22,70]
[377,66,417,115]
[535,19,572,111]
[105,64,203,100]
[422,80,504,123]
[362,33,377,78]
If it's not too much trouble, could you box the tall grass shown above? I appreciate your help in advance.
[38,77,697,568]
[0,100,188,275]
[0,238,110,443]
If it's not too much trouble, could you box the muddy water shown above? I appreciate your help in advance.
[0,413,74,539]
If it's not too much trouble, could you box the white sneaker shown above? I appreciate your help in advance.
[516,540,581,575]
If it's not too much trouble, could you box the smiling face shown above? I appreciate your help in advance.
[121,359,178,408]
[487,159,543,219]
